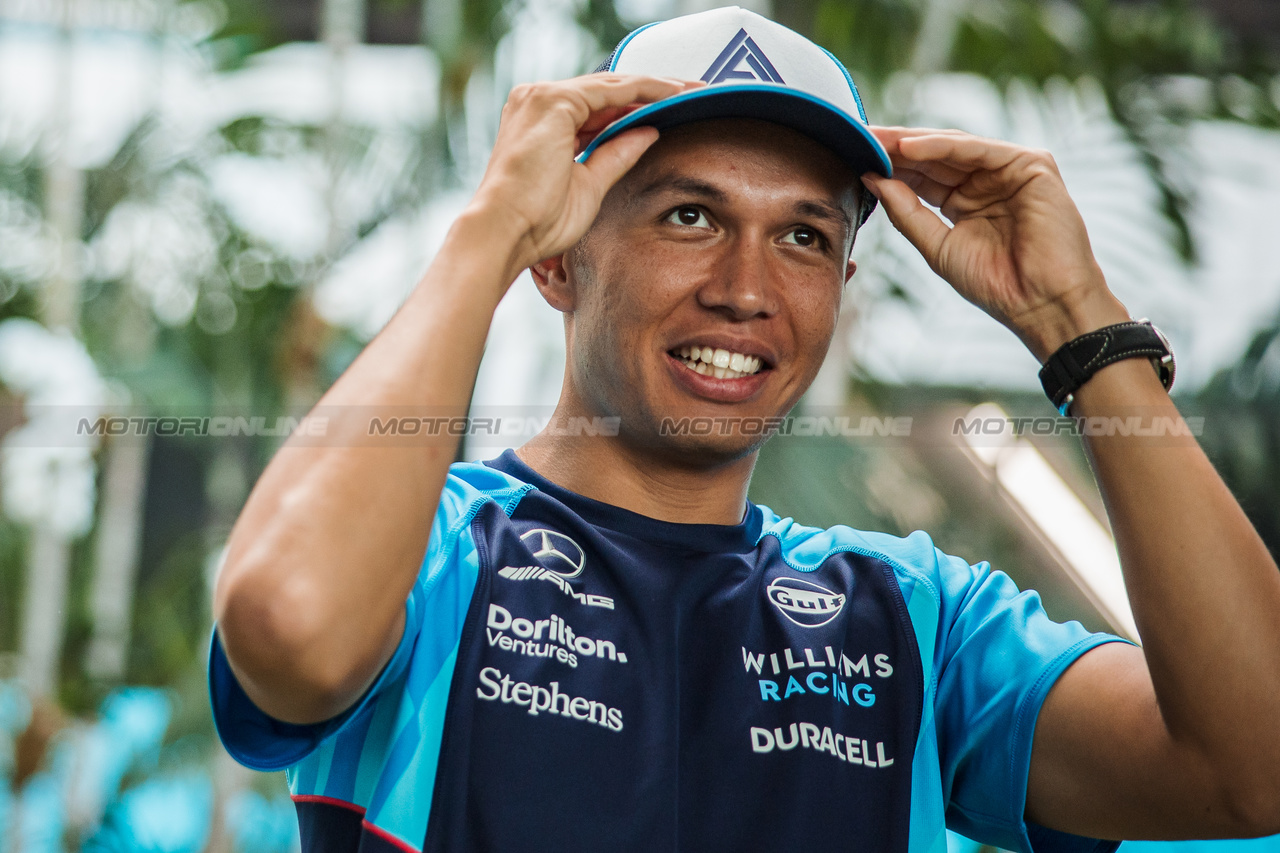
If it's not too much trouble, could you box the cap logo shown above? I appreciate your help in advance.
[700,28,784,85]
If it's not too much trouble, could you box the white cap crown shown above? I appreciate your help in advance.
[604,7,868,125]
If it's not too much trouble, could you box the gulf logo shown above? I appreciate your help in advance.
[766,576,847,628]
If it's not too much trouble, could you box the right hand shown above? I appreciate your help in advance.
[470,74,703,278]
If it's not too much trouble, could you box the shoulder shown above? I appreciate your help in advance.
[443,459,534,512]
[755,504,976,611]
[422,460,536,583]
[432,459,536,533]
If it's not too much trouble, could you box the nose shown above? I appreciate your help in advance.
[695,233,779,321]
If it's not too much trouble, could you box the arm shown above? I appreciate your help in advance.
[864,128,1280,839]
[213,75,695,725]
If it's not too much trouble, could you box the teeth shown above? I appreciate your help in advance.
[673,344,766,379]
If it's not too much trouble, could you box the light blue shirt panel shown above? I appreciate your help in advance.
[757,510,1124,853]
[209,463,530,776]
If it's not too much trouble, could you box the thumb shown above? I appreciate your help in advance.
[862,174,950,271]
[581,126,661,196]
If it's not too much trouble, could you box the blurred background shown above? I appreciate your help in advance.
[0,0,1277,849]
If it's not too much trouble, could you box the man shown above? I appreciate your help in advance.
[209,7,1280,853]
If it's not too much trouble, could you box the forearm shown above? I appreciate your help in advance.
[868,123,1280,835]
[1024,291,1280,830]
[213,70,684,726]
[1074,356,1280,798]
[215,206,525,724]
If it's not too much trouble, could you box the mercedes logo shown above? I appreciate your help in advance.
[519,528,586,579]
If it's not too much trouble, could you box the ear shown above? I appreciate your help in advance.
[530,254,575,312]
[844,259,858,283]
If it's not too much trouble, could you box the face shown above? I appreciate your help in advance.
[534,118,861,467]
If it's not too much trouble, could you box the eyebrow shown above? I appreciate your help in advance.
[629,174,729,206]
[795,200,852,234]
[628,172,854,235]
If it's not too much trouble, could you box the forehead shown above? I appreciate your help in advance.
[613,118,861,212]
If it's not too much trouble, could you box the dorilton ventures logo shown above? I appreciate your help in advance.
[520,528,586,579]
[486,604,627,667]
[767,577,846,628]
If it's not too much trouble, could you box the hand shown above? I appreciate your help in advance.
[863,127,1130,361]
[469,74,703,283]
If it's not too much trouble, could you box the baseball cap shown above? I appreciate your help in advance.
[580,6,891,223]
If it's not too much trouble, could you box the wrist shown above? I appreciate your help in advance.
[1015,285,1132,364]
[1039,319,1176,415]
[451,196,540,290]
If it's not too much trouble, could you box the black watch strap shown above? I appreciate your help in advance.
[1038,320,1175,415]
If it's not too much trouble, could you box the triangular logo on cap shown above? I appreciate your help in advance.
[700,28,785,85]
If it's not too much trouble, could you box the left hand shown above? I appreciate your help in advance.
[863,127,1129,360]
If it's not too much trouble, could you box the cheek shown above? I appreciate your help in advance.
[792,288,842,356]
[569,279,644,390]
[580,258,683,353]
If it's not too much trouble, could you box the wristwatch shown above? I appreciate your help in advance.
[1038,320,1175,416]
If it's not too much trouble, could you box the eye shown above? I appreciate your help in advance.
[666,206,711,229]
[782,226,826,248]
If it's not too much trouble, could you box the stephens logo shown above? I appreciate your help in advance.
[767,577,846,628]
[520,528,585,579]
[477,666,624,732]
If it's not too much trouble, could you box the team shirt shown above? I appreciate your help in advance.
[210,449,1125,853]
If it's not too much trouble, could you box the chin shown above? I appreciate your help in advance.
[621,419,771,469]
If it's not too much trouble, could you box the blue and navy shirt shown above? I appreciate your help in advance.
[210,449,1124,853]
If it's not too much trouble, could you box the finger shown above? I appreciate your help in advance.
[896,133,1026,173]
[580,126,661,196]
[574,95,678,154]
[579,103,644,134]
[890,156,970,187]
[862,174,950,270]
[570,78,704,155]
[575,103,645,155]
[894,168,956,210]
[571,75,703,116]
[872,127,982,185]
[869,125,969,155]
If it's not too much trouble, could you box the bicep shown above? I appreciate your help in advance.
[1026,641,1237,840]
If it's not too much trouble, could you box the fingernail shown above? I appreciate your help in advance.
[860,174,883,199]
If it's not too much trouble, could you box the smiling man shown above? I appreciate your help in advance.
[209,7,1280,853]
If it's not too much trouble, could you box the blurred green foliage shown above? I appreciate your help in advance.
[1194,320,1280,559]
[0,0,1276,720]
[784,0,1280,260]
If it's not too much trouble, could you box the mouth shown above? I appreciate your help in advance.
[670,345,768,380]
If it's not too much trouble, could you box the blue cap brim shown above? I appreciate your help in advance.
[578,84,891,223]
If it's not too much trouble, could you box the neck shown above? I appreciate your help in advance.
[516,416,757,527]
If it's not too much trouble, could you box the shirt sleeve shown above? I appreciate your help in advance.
[931,551,1130,853]
[207,467,496,772]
